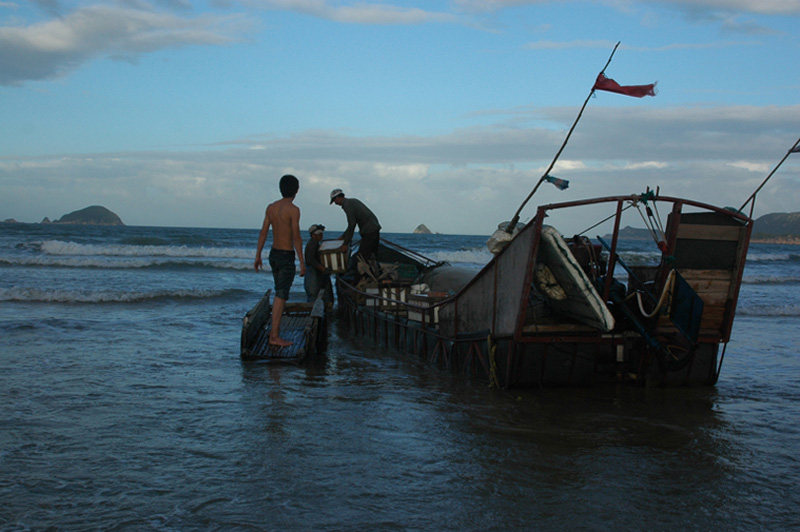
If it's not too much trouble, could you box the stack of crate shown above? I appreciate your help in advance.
[319,240,349,273]
[365,284,409,311]
[408,291,448,325]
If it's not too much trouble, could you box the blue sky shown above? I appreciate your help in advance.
[1,0,798,235]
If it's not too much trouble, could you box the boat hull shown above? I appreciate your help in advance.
[334,194,750,388]
[337,288,720,388]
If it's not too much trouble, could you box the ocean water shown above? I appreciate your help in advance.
[1,223,798,531]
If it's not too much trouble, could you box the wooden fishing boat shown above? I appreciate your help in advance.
[331,44,795,388]
[241,290,328,363]
[335,193,753,387]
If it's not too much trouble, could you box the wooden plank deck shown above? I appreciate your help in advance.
[242,290,327,362]
[249,314,313,361]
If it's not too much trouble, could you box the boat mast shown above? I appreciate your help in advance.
[738,137,800,217]
[505,41,621,234]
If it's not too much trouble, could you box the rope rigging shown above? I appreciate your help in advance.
[505,42,622,234]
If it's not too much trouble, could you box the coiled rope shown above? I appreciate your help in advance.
[631,269,676,319]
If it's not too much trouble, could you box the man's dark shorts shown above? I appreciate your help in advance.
[357,231,380,262]
[269,248,296,301]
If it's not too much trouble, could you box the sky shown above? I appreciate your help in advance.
[1,0,798,236]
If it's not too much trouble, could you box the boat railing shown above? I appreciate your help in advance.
[379,237,443,269]
[336,276,455,329]
[533,194,751,304]
[341,193,752,347]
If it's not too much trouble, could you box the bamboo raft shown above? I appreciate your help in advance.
[241,290,327,362]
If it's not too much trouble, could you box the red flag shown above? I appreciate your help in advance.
[593,73,656,98]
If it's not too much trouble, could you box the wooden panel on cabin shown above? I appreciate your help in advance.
[659,307,726,334]
[670,212,746,271]
[655,270,732,337]
[681,269,732,307]
[663,211,747,339]
[675,224,743,241]
[674,270,731,335]
[682,272,732,294]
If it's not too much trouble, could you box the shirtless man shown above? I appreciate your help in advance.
[254,174,306,346]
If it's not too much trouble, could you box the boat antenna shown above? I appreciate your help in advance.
[738,137,800,217]
[505,41,621,234]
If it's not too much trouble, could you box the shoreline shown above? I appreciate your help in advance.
[4,219,800,244]
[751,236,800,245]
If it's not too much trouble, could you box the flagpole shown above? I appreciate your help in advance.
[738,136,800,216]
[505,41,621,234]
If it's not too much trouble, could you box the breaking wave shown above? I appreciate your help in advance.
[742,275,800,285]
[0,287,250,304]
[737,305,800,317]
[3,239,257,270]
[0,256,253,271]
[427,248,493,266]
[745,251,800,264]
[37,240,251,259]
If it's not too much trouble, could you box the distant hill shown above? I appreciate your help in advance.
[55,206,124,226]
[603,226,652,240]
[413,224,433,234]
[753,212,800,237]
[751,212,800,244]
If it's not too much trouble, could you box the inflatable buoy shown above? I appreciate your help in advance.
[535,263,567,301]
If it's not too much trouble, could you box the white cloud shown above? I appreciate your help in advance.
[247,0,457,24]
[623,161,669,170]
[3,0,793,87]
[729,160,769,173]
[552,159,587,171]
[0,4,253,85]
[455,0,800,15]
[647,0,800,16]
[524,39,618,50]
[452,0,551,13]
[2,103,798,233]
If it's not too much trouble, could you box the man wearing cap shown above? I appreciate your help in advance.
[304,223,333,305]
[329,188,382,266]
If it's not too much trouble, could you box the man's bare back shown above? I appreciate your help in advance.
[266,198,300,251]
[254,197,305,275]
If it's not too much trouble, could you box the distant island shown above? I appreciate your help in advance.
[413,224,434,234]
[53,206,124,225]
[603,212,800,245]
[2,205,125,226]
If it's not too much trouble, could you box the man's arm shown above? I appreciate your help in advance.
[340,202,356,246]
[292,206,306,277]
[254,208,271,272]
[305,240,325,272]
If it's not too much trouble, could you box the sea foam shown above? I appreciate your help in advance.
[0,286,249,304]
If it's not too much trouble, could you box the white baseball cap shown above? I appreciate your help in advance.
[329,188,344,204]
